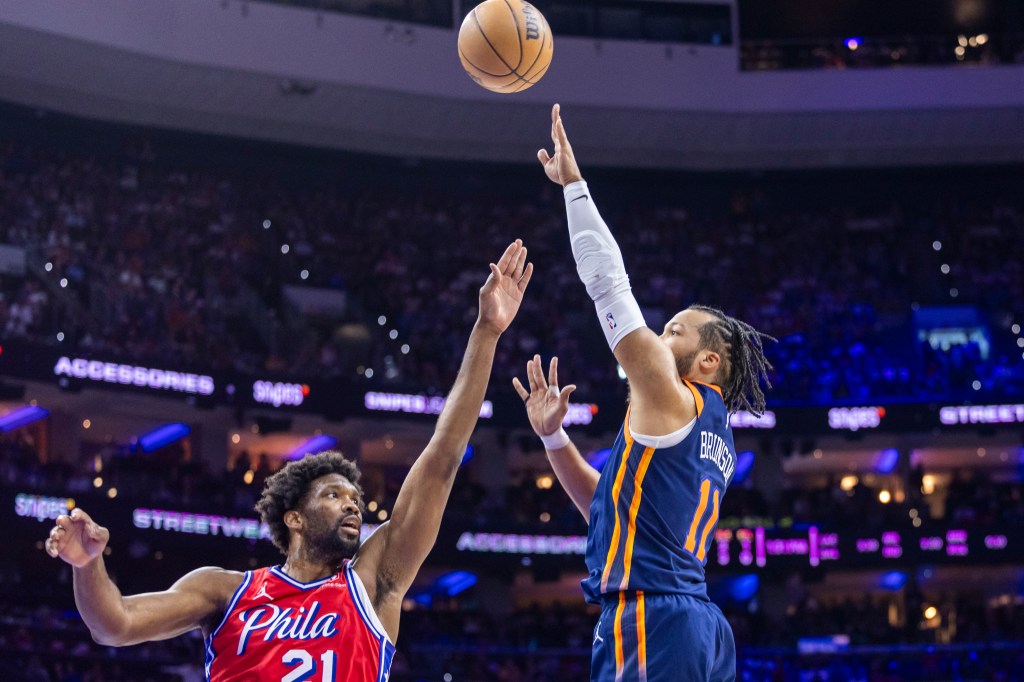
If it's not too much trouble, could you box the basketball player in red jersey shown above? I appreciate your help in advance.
[44,240,534,682]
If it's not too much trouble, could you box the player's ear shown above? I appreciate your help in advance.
[700,351,721,375]
[284,509,303,532]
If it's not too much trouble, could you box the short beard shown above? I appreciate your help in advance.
[675,349,699,380]
[302,514,360,567]
[627,348,700,405]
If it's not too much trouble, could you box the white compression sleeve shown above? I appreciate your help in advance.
[563,180,646,350]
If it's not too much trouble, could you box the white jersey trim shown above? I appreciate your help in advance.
[345,564,393,645]
[628,416,697,449]
[204,570,252,682]
[269,565,332,590]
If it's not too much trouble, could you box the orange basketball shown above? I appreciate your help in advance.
[458,0,554,94]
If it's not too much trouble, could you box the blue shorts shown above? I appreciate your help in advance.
[591,592,735,682]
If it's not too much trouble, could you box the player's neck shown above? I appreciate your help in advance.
[279,554,339,583]
[683,372,718,387]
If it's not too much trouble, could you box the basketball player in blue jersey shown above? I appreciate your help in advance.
[512,105,774,682]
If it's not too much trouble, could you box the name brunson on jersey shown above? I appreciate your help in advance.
[237,603,340,655]
[699,430,734,482]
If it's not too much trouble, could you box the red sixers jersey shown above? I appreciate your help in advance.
[205,562,394,682]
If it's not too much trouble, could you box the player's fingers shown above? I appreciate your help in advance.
[548,356,559,388]
[530,354,548,390]
[70,508,93,525]
[55,514,72,529]
[45,538,59,558]
[556,116,571,148]
[495,239,521,274]
[83,518,106,541]
[48,528,65,554]
[49,525,64,543]
[480,263,499,293]
[552,103,559,123]
[512,377,530,401]
[559,384,578,407]
[518,262,534,292]
[538,149,551,166]
[525,360,539,392]
[511,245,527,278]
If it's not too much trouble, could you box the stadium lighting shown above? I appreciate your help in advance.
[0,406,50,433]
[436,571,477,596]
[879,571,907,590]
[586,448,612,470]
[733,451,756,484]
[874,448,900,474]
[289,434,338,460]
[138,423,191,453]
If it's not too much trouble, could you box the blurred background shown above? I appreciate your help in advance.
[1,0,1024,680]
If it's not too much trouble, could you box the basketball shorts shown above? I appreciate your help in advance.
[591,591,735,682]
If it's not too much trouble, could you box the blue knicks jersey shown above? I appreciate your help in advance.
[583,381,736,603]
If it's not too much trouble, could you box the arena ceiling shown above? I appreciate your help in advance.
[1,1,1023,169]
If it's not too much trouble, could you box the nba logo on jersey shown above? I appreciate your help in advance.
[605,312,617,330]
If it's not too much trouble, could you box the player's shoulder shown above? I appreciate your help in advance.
[628,376,698,437]
[175,566,248,601]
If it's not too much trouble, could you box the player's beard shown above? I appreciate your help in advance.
[625,349,700,404]
[303,512,361,566]
[675,348,700,381]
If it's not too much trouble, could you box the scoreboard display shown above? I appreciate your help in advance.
[711,524,1016,570]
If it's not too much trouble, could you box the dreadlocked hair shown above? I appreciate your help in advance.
[254,450,362,555]
[688,305,776,416]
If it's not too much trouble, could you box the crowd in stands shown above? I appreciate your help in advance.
[742,34,1024,71]
[7,418,1024,547]
[2,114,1024,407]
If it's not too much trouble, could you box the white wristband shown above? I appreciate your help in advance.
[540,428,571,450]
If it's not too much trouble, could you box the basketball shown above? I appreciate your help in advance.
[458,0,554,93]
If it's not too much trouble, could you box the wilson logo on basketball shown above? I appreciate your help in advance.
[522,4,540,40]
[457,0,554,93]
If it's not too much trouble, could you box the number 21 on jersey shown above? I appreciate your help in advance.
[684,478,720,562]
[282,649,337,682]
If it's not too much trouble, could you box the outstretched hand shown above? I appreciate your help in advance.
[512,355,577,437]
[478,239,533,335]
[45,508,109,568]
[537,103,583,187]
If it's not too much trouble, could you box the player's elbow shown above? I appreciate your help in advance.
[91,628,129,647]
[420,440,464,480]
[89,619,134,647]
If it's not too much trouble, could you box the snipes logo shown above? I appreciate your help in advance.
[15,493,75,522]
[828,406,885,432]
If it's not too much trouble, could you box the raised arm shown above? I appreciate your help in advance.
[353,240,532,628]
[539,105,688,433]
[45,508,239,646]
[513,355,598,522]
